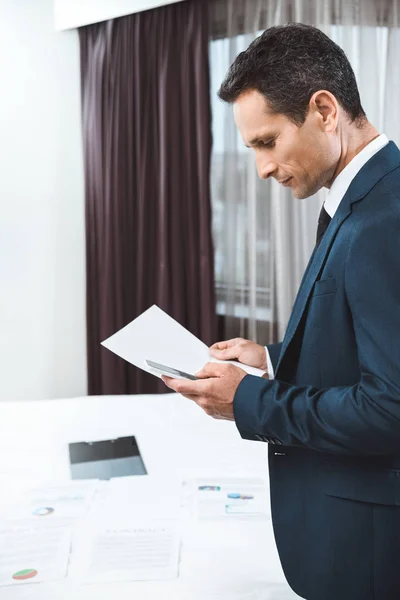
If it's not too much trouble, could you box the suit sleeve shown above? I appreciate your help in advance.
[234,208,400,455]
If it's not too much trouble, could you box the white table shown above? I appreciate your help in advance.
[0,394,301,599]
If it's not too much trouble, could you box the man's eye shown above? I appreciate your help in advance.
[263,140,275,148]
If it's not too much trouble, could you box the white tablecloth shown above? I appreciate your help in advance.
[0,394,301,599]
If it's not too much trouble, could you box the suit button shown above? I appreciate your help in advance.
[274,439,282,445]
[255,434,264,442]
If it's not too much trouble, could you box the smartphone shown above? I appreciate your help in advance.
[68,435,147,480]
[145,359,199,380]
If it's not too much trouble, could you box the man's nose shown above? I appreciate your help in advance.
[256,154,277,180]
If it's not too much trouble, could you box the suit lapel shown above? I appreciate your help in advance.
[275,200,351,374]
[274,140,400,376]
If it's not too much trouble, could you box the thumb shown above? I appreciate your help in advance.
[195,362,224,378]
[209,346,240,361]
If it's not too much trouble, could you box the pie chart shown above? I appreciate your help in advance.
[32,507,54,517]
[12,569,38,581]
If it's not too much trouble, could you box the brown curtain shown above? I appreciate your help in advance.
[79,0,217,395]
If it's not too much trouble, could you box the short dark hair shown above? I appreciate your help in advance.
[218,23,366,126]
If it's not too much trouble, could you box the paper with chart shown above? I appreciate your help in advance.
[81,520,181,582]
[193,477,269,520]
[0,523,71,586]
[1,480,99,527]
[101,304,266,379]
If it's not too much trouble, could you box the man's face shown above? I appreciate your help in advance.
[233,89,338,199]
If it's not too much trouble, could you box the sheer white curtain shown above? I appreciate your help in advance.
[210,0,400,343]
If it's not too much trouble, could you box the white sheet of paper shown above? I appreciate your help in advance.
[192,477,269,520]
[89,475,183,524]
[0,524,71,587]
[81,520,181,583]
[2,481,99,525]
[101,305,266,378]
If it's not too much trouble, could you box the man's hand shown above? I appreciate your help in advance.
[209,337,268,372]
[161,362,247,420]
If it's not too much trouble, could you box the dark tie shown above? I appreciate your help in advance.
[316,205,332,247]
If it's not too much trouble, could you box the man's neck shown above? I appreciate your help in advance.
[327,122,380,188]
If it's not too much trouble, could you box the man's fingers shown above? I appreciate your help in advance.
[195,362,230,378]
[161,376,208,405]
[209,341,228,351]
[195,361,223,378]
[194,370,210,379]
[209,346,239,360]
[180,393,201,402]
[161,375,207,396]
[209,338,241,351]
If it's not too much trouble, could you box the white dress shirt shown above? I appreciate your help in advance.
[265,133,389,379]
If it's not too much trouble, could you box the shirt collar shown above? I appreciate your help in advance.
[324,134,389,218]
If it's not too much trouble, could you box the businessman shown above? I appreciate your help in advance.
[163,23,400,600]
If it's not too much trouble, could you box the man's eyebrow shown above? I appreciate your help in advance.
[244,134,276,148]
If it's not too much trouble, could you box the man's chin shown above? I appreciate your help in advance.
[291,188,309,200]
[292,184,320,200]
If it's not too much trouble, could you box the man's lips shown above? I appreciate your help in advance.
[278,176,292,186]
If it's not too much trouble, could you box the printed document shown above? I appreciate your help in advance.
[0,524,71,587]
[2,481,99,527]
[81,520,181,582]
[101,305,266,379]
[192,477,269,520]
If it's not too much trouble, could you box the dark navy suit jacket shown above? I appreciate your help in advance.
[233,141,400,600]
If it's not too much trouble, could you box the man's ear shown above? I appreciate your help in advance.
[310,90,339,133]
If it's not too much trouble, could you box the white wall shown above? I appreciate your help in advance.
[0,0,87,400]
[54,0,185,31]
